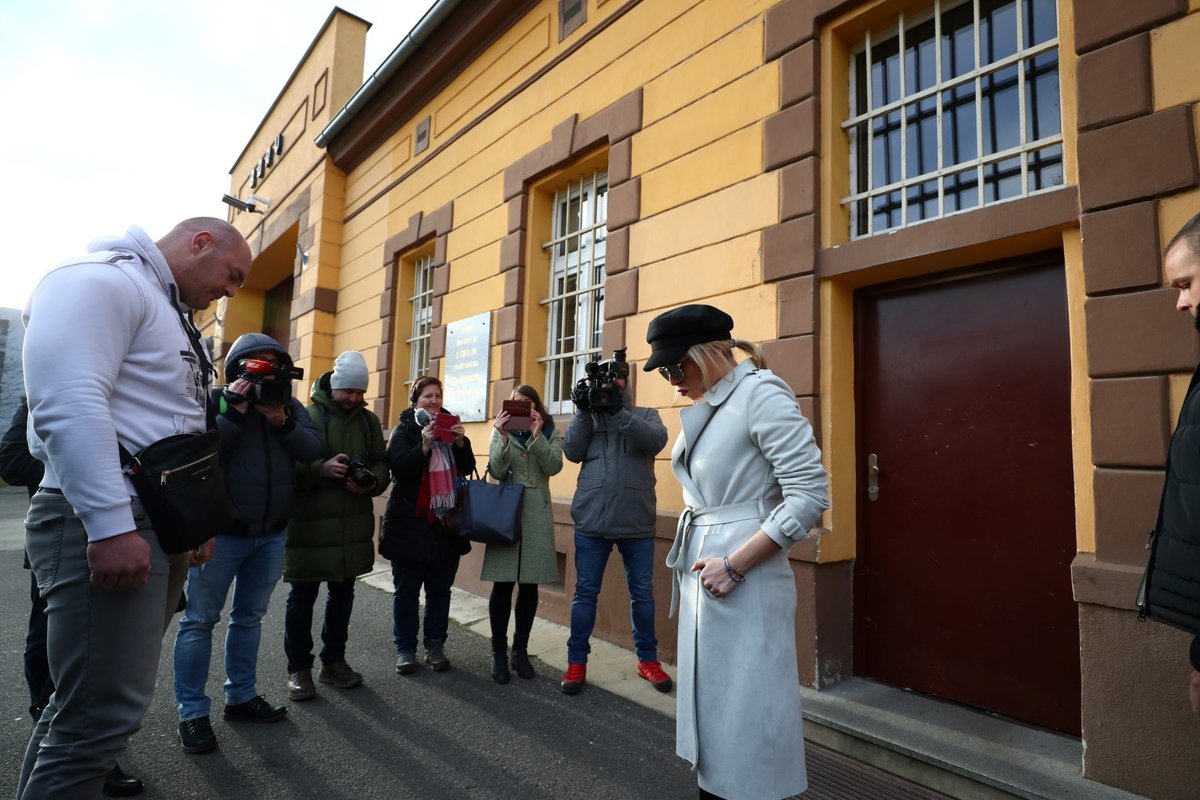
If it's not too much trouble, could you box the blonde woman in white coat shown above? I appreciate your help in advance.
[644,304,829,800]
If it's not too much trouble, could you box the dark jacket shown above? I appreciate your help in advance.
[212,334,321,537]
[1144,363,1200,662]
[0,398,43,498]
[562,389,667,538]
[380,406,476,563]
[286,371,389,582]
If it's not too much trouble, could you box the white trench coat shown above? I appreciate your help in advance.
[667,360,829,800]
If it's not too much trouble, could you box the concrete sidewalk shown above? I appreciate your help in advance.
[361,565,678,718]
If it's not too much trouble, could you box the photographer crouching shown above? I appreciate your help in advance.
[560,349,672,694]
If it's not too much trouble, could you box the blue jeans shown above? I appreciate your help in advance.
[391,557,459,655]
[567,534,658,664]
[172,532,286,721]
[284,580,357,671]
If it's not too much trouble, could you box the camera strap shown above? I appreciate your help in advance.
[169,285,216,387]
[318,405,373,455]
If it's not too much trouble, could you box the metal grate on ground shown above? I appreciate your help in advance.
[803,740,957,800]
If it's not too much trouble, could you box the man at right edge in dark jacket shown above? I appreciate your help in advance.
[1143,211,1200,712]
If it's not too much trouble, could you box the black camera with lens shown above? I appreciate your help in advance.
[574,348,629,414]
[339,456,377,491]
[225,358,305,406]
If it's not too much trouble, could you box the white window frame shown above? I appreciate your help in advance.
[406,252,435,389]
[843,0,1062,238]
[539,170,608,415]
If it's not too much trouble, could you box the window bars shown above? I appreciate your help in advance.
[406,252,435,389]
[540,170,609,414]
[844,0,1061,238]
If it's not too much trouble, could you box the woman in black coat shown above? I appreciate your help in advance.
[380,376,475,674]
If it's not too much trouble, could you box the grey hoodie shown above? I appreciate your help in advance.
[23,226,208,541]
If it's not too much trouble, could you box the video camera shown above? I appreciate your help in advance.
[225,358,305,406]
[573,348,629,414]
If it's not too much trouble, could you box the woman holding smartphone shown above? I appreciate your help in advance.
[484,385,563,683]
[380,376,475,675]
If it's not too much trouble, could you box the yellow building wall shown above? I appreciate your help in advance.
[1151,3,1200,522]
[201,11,369,385]
[257,0,1097,570]
[325,0,785,466]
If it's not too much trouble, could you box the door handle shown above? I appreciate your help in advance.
[867,453,880,502]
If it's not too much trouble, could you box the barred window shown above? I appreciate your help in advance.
[540,171,608,414]
[407,253,435,388]
[844,0,1061,238]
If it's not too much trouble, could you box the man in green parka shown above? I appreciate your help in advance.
[283,351,388,701]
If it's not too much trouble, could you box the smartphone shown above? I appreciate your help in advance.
[433,412,460,443]
[501,399,532,431]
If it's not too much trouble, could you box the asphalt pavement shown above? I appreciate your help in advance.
[0,485,961,800]
[0,486,695,799]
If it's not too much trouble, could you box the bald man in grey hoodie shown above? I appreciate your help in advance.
[18,218,251,799]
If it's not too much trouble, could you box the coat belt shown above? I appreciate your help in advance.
[666,500,764,618]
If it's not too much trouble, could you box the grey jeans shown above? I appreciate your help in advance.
[17,492,187,800]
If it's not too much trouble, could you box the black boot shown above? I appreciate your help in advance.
[491,638,511,684]
[511,632,535,680]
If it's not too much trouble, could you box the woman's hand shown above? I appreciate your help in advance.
[493,411,510,444]
[691,557,739,599]
[529,408,543,437]
[421,422,434,454]
[451,422,466,447]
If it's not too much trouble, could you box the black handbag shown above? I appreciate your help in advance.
[457,466,524,545]
[119,431,236,554]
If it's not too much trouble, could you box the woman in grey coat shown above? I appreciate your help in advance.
[485,384,563,683]
[644,304,829,800]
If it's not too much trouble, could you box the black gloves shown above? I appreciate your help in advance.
[572,379,591,411]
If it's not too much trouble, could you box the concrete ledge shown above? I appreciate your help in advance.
[800,678,1146,800]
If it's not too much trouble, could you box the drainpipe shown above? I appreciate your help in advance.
[315,0,465,149]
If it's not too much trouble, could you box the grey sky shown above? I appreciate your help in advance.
[0,0,432,310]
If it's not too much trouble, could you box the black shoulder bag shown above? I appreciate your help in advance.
[117,293,236,554]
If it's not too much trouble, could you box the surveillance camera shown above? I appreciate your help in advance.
[221,194,255,213]
[247,194,272,210]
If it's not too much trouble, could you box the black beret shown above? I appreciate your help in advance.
[643,304,734,371]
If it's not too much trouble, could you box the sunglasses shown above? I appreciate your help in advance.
[657,359,690,382]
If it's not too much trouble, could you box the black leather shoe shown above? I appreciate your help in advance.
[178,716,218,754]
[223,695,288,724]
[102,763,144,797]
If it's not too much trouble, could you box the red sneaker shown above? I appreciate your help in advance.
[637,660,673,692]
[561,663,587,695]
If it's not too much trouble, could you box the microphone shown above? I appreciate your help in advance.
[414,408,433,427]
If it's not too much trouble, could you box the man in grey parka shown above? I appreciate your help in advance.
[560,353,671,694]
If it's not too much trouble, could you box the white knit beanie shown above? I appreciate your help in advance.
[331,351,369,391]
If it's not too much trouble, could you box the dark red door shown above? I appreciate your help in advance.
[854,259,1081,735]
